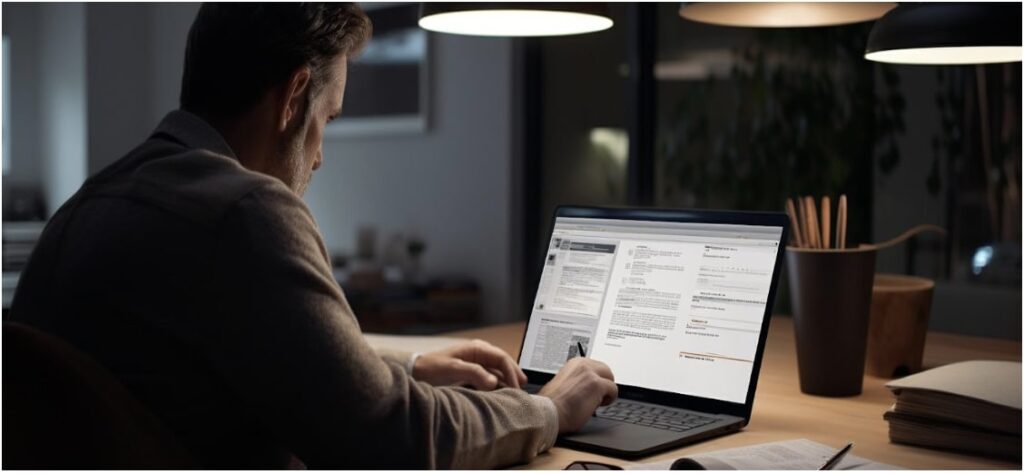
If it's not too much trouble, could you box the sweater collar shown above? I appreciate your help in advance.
[151,110,237,160]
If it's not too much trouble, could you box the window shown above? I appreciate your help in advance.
[3,35,10,176]
[521,5,1021,338]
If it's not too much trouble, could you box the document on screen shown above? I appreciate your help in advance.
[590,240,777,402]
[520,217,781,403]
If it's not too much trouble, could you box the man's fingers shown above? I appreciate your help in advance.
[455,360,498,390]
[486,368,506,387]
[500,356,523,389]
[585,359,615,383]
[597,377,618,406]
[470,340,522,389]
[490,351,521,389]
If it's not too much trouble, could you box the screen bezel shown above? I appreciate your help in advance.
[517,205,789,423]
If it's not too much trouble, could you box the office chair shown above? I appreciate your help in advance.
[2,322,195,469]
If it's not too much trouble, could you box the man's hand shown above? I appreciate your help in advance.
[537,357,618,434]
[413,339,528,390]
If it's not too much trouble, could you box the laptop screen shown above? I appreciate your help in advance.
[519,215,783,404]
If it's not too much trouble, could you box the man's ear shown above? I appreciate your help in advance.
[278,66,312,132]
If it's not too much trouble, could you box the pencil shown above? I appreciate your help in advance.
[797,196,809,248]
[838,194,848,249]
[820,442,854,470]
[821,196,831,249]
[805,196,820,249]
[800,197,810,248]
[786,198,803,248]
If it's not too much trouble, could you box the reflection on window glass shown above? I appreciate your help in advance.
[3,36,10,176]
[654,10,896,250]
[539,3,630,237]
[653,4,1021,338]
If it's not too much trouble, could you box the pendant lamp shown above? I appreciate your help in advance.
[419,3,613,37]
[865,3,1022,65]
[679,2,895,28]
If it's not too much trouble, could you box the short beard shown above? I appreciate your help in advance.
[276,100,313,196]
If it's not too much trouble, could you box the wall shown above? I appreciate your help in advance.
[305,33,517,324]
[3,5,41,188]
[38,3,87,213]
[147,3,200,125]
[3,3,154,212]
[86,2,199,170]
[2,3,87,214]
[3,2,523,325]
[85,3,155,175]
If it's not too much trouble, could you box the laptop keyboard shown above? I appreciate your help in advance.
[594,400,718,432]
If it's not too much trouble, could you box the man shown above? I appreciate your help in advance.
[10,3,617,469]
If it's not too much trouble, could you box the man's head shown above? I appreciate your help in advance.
[180,3,371,196]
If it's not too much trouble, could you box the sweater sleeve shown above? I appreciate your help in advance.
[373,347,418,374]
[207,183,556,469]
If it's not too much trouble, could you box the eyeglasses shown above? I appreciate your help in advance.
[564,461,623,470]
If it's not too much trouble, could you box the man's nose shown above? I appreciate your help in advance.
[313,151,323,171]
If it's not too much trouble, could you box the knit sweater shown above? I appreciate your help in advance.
[10,110,558,469]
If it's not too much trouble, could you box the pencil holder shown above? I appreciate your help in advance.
[786,246,877,396]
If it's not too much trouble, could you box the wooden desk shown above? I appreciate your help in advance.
[445,316,1021,470]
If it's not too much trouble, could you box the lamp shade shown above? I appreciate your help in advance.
[418,3,613,37]
[865,3,1023,65]
[679,2,895,28]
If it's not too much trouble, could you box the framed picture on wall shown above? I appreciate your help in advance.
[327,2,429,137]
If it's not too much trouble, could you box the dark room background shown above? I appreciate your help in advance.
[3,2,1020,339]
[520,3,1021,339]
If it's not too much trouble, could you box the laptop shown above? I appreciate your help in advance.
[519,206,788,458]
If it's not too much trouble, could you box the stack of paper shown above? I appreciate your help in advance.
[884,360,1021,459]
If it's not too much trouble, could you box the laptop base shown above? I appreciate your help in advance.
[527,382,745,459]
[557,416,743,459]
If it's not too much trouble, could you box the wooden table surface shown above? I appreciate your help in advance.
[445,316,1022,470]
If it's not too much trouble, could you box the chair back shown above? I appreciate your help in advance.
[2,322,195,469]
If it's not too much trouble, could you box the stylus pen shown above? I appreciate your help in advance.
[581,341,598,419]
[819,442,853,470]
